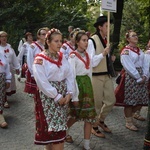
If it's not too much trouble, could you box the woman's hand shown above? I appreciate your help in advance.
[16,69,20,75]
[64,94,72,105]
[72,101,79,107]
[5,82,10,89]
[58,97,66,106]
[138,76,146,84]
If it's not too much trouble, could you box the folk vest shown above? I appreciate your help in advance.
[91,34,108,75]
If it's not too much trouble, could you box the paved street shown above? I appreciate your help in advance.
[0,77,148,150]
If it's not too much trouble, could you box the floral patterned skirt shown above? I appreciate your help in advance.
[69,75,96,123]
[0,73,5,113]
[115,68,149,106]
[34,80,68,145]
[124,68,149,106]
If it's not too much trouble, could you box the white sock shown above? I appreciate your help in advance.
[84,139,90,149]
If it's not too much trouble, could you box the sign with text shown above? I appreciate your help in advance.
[101,0,117,12]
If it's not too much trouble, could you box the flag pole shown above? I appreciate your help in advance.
[107,11,110,47]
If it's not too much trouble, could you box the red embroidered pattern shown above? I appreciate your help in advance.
[65,42,75,51]
[122,45,140,55]
[70,51,90,69]
[0,60,4,66]
[33,42,44,52]
[4,49,9,53]
[36,52,63,67]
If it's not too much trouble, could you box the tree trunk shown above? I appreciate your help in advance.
[111,0,124,54]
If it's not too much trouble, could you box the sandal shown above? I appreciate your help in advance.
[0,114,8,128]
[91,127,105,138]
[133,114,146,121]
[4,101,10,108]
[65,135,74,143]
[126,124,138,131]
[98,121,111,133]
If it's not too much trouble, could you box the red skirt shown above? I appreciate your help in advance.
[34,91,66,145]
[115,69,125,106]
[21,63,28,78]
[24,70,37,94]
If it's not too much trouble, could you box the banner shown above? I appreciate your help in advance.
[101,0,117,12]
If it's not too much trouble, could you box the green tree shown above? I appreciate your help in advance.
[0,0,88,52]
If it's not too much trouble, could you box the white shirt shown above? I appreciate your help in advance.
[33,51,74,103]
[27,41,44,76]
[86,39,104,67]
[121,47,149,82]
[0,43,20,70]
[145,50,150,78]
[18,38,26,52]
[68,52,92,101]
[17,42,31,65]
[0,53,12,82]
[60,42,75,59]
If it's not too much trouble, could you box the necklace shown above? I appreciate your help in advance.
[76,49,85,57]
[70,50,90,69]
[46,50,59,59]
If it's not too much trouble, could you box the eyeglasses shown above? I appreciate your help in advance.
[130,35,138,38]
[40,33,46,36]
[0,35,7,38]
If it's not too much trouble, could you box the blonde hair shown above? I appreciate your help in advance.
[0,31,7,36]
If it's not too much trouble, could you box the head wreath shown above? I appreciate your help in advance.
[46,28,61,39]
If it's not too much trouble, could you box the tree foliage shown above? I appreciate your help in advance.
[0,0,88,51]
[0,0,149,55]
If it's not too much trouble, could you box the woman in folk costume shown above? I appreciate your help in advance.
[0,31,20,108]
[0,53,11,128]
[60,30,76,59]
[143,39,150,150]
[32,28,74,150]
[24,27,48,95]
[17,32,33,82]
[133,40,150,122]
[66,31,96,150]
[115,30,149,131]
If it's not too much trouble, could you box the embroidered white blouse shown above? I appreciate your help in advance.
[27,41,44,77]
[121,47,149,83]
[145,50,150,78]
[60,42,75,60]
[0,43,20,70]
[17,42,31,65]
[32,51,74,103]
[68,52,92,101]
[0,53,12,82]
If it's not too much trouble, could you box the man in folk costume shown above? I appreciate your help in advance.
[24,28,49,95]
[86,16,116,138]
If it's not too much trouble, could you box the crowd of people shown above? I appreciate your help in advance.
[0,15,150,150]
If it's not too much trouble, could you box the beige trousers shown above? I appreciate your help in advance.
[92,75,116,122]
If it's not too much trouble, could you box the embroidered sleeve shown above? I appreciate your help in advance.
[34,58,43,65]
[121,49,129,55]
